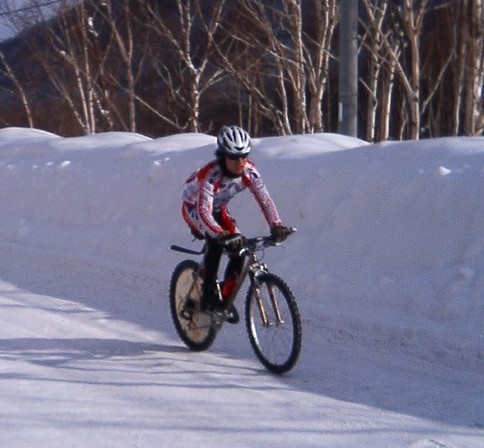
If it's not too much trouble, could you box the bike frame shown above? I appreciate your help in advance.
[171,237,285,327]
[170,228,300,374]
[223,247,263,309]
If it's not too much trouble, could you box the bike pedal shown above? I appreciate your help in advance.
[225,306,240,324]
[210,310,226,329]
[210,305,239,325]
[180,308,193,321]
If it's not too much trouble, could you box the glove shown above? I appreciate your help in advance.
[217,233,247,252]
[270,225,292,243]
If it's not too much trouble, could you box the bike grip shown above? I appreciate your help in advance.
[170,244,204,255]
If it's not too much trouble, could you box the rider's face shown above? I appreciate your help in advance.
[225,155,248,175]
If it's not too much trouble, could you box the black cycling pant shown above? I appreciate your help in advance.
[202,235,244,301]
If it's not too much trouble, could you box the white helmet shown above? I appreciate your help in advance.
[216,125,251,157]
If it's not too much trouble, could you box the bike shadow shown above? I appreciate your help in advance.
[0,337,175,366]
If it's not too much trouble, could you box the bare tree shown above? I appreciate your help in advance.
[280,0,308,134]
[21,0,105,134]
[218,0,294,134]
[0,0,479,138]
[363,0,429,140]
[0,0,68,129]
[419,5,456,137]
[89,0,153,133]
[397,0,428,139]
[459,0,484,135]
[361,0,404,141]
[214,35,292,135]
[360,0,389,141]
[377,50,398,141]
[0,49,34,127]
[306,0,338,133]
[225,0,338,135]
[141,0,228,133]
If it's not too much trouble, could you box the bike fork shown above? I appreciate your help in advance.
[252,277,284,327]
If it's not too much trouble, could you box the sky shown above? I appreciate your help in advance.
[0,126,482,447]
[0,14,14,40]
[0,0,59,41]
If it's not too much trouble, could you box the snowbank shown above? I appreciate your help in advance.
[0,127,482,371]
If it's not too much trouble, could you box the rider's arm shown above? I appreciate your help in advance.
[243,162,283,228]
[196,166,226,238]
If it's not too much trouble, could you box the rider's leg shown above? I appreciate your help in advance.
[201,235,223,310]
[181,203,221,309]
[214,207,244,299]
[222,255,244,299]
[217,255,243,324]
[183,204,240,311]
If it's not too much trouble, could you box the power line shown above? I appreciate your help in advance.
[0,0,64,17]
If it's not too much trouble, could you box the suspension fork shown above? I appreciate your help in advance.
[252,275,270,326]
[268,282,284,325]
[244,252,274,327]
[250,263,284,326]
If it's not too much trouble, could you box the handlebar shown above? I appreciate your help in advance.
[170,227,296,256]
[241,227,297,254]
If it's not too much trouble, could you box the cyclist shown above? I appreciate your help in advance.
[181,125,291,323]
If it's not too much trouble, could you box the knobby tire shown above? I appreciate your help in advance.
[245,273,302,374]
[169,259,218,351]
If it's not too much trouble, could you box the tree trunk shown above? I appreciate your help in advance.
[0,50,34,128]
[462,0,484,135]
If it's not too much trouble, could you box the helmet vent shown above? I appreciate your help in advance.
[217,125,252,157]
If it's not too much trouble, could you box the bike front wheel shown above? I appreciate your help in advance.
[245,273,302,374]
[169,259,217,351]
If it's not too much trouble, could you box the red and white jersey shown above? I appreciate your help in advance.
[182,159,282,238]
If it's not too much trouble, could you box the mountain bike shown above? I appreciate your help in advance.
[169,229,302,374]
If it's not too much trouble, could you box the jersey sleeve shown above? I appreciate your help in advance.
[244,163,282,228]
[197,175,223,237]
[182,162,225,238]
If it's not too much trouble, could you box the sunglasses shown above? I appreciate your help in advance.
[226,153,249,161]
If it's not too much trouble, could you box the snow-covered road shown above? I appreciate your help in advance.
[0,241,482,448]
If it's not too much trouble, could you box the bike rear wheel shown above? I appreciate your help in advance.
[245,273,302,374]
[169,260,217,351]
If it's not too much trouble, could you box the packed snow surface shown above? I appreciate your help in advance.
[0,127,482,447]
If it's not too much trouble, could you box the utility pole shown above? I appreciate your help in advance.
[338,0,358,137]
